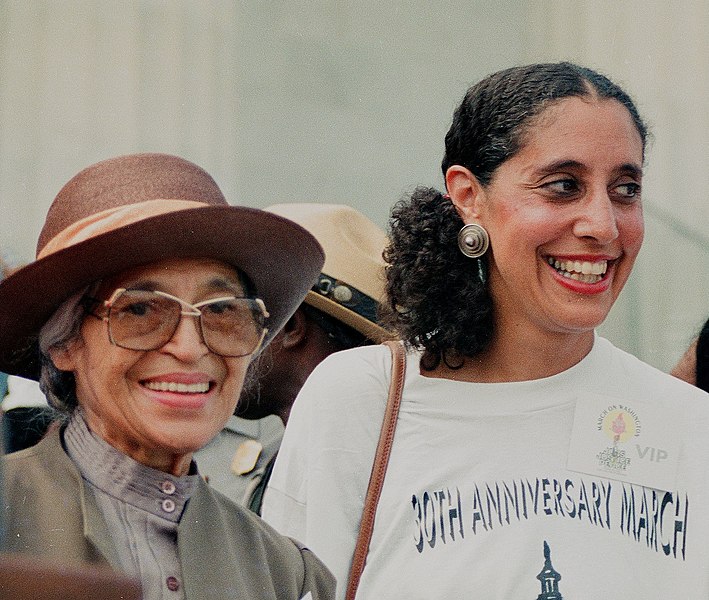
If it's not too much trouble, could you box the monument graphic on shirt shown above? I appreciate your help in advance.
[536,541,563,600]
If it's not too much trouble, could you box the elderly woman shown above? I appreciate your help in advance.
[0,154,335,599]
[263,63,709,598]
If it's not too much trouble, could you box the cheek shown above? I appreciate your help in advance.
[221,359,250,395]
[487,201,557,246]
[619,209,645,255]
[488,217,552,269]
[74,349,141,400]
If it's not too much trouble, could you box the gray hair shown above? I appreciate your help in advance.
[38,286,91,415]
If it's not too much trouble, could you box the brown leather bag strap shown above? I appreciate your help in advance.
[345,340,407,600]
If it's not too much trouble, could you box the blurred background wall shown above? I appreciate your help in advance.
[0,0,707,371]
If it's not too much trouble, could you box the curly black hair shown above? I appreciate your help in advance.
[382,188,493,370]
[383,62,648,370]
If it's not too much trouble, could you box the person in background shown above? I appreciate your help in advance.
[671,315,709,392]
[0,255,55,454]
[0,153,335,598]
[1,373,54,453]
[262,63,709,598]
[196,203,390,513]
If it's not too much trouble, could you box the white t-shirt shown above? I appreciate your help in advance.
[262,337,709,599]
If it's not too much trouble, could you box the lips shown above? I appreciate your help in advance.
[546,256,610,284]
[140,372,214,403]
[143,381,210,393]
[140,375,214,411]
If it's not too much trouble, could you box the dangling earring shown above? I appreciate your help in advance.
[476,255,487,285]
[457,223,489,258]
[458,223,489,285]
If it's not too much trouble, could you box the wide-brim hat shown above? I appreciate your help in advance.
[264,203,390,343]
[0,153,324,379]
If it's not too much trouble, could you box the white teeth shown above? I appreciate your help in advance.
[563,272,602,283]
[144,381,209,393]
[546,257,608,282]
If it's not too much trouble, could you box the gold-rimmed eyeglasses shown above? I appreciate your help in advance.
[84,288,269,358]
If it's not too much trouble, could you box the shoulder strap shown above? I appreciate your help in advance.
[345,340,406,600]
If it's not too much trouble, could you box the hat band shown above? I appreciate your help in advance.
[312,273,379,323]
[38,199,206,259]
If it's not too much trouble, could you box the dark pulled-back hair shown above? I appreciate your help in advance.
[443,62,647,185]
[383,62,648,369]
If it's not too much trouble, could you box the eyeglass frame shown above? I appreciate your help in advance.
[84,288,270,357]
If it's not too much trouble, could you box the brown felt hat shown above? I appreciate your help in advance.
[265,203,390,343]
[0,153,324,379]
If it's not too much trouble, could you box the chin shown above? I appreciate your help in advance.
[560,315,609,334]
[152,426,217,454]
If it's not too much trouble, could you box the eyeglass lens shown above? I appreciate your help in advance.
[107,290,265,357]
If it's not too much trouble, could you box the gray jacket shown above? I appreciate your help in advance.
[1,426,335,599]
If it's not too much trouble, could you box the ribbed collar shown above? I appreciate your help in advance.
[64,412,198,522]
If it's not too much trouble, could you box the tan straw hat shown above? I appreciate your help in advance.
[265,203,389,343]
[0,154,324,379]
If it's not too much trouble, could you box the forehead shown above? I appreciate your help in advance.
[493,97,643,178]
[101,257,243,293]
[516,97,644,165]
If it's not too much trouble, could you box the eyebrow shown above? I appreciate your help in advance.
[124,277,244,295]
[534,159,643,178]
[206,276,245,295]
[617,163,644,178]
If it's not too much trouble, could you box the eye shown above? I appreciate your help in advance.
[201,299,256,326]
[121,300,155,317]
[111,291,167,319]
[613,182,641,200]
[543,178,579,195]
[203,299,236,315]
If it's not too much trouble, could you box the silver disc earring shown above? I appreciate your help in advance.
[457,223,489,258]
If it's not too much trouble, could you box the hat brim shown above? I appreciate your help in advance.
[304,291,390,344]
[0,206,324,379]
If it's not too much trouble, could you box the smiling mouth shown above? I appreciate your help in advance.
[143,381,210,393]
[546,257,609,284]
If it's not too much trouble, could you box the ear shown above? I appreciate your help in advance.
[445,165,486,223]
[48,343,79,372]
[280,307,309,350]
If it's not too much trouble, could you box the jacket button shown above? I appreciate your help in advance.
[166,576,180,591]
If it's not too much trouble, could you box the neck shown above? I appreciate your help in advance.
[148,452,193,477]
[80,409,194,477]
[113,440,194,477]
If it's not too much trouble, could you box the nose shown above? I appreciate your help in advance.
[572,191,619,245]
[160,314,210,362]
